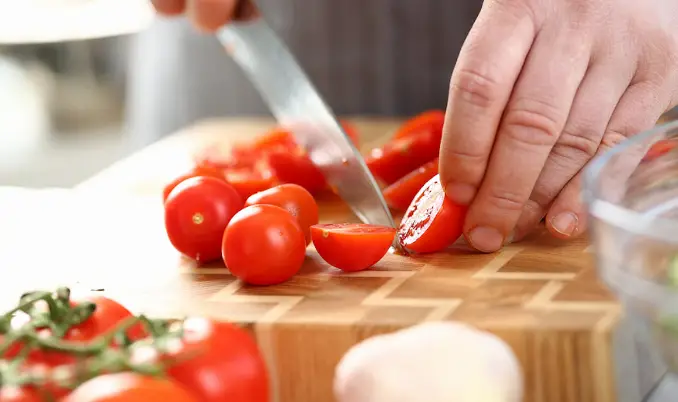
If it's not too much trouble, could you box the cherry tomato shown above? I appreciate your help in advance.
[392,110,445,142]
[63,373,196,402]
[224,165,277,200]
[165,176,244,263]
[397,174,468,254]
[311,224,396,272]
[642,139,677,162]
[366,129,439,185]
[382,158,439,211]
[163,318,269,402]
[266,149,327,194]
[251,128,298,151]
[162,166,226,203]
[245,184,319,246]
[222,205,306,285]
[0,386,42,402]
[340,120,361,148]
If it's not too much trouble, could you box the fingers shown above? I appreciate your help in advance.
[187,0,239,32]
[439,0,536,205]
[151,0,186,15]
[546,80,670,239]
[512,60,634,239]
[462,24,591,253]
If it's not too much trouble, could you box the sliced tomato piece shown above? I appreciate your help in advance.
[642,139,677,162]
[266,149,327,194]
[393,110,445,142]
[398,174,467,254]
[382,158,439,211]
[311,223,396,272]
[252,128,298,151]
[366,130,439,185]
[163,166,227,203]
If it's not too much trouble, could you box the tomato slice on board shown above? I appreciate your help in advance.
[266,149,327,194]
[642,139,677,162]
[366,129,439,185]
[222,204,307,286]
[165,176,244,264]
[392,110,445,142]
[310,223,396,272]
[245,184,319,246]
[398,174,468,254]
[382,158,439,211]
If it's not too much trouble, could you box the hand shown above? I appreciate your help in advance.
[151,0,257,32]
[439,0,678,252]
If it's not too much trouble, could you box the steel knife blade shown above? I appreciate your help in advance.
[217,17,395,228]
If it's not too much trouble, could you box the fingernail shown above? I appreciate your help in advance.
[505,230,515,245]
[550,212,578,237]
[468,226,504,253]
[444,182,476,205]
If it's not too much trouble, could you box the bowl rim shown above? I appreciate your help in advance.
[583,120,678,244]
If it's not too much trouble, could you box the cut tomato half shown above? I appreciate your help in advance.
[311,223,396,272]
[382,158,439,211]
[266,149,327,194]
[397,174,467,254]
[392,110,445,142]
[642,139,677,162]
[366,129,439,185]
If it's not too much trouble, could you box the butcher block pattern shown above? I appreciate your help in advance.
[7,119,629,402]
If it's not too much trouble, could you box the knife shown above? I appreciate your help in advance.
[216,14,395,229]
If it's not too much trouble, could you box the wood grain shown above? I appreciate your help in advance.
[2,118,623,402]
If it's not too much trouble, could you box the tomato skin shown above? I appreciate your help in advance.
[266,150,327,194]
[392,110,445,142]
[366,130,439,185]
[397,174,468,254]
[222,205,306,285]
[311,224,396,272]
[165,176,244,264]
[245,184,319,246]
[382,158,439,211]
[63,373,196,402]
[166,318,270,402]
[224,164,277,200]
[642,139,677,162]
[162,166,227,203]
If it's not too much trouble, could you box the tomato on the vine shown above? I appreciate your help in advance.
[245,184,319,245]
[311,223,396,272]
[63,373,196,402]
[382,158,439,211]
[222,205,306,285]
[266,149,327,194]
[398,174,467,254]
[366,129,439,185]
[165,176,244,264]
[164,318,270,402]
[392,110,445,142]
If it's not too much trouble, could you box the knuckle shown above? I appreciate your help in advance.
[502,98,563,147]
[551,125,601,161]
[449,68,500,109]
[484,188,526,213]
[599,128,631,153]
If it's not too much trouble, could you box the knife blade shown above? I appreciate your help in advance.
[216,17,395,229]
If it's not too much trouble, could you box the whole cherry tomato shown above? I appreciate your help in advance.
[245,184,319,245]
[392,110,445,142]
[163,318,270,402]
[63,373,196,402]
[311,223,396,272]
[165,176,244,264]
[398,174,468,254]
[382,158,439,211]
[162,166,227,203]
[222,205,306,285]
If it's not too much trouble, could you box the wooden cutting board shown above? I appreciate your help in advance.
[0,118,653,402]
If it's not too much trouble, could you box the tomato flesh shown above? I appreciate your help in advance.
[222,204,306,285]
[382,158,439,211]
[398,174,467,253]
[165,176,244,263]
[311,223,396,272]
[366,129,439,185]
[245,184,319,246]
[63,373,197,402]
[392,109,445,142]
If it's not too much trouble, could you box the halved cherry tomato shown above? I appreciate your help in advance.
[222,205,306,285]
[162,318,269,402]
[366,129,439,185]
[162,166,226,203]
[398,174,467,254]
[245,184,319,245]
[392,110,445,142]
[642,139,677,162]
[311,223,395,272]
[63,373,196,402]
[165,176,244,264]
[266,149,327,194]
[382,158,439,211]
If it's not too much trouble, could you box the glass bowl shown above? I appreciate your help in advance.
[583,120,678,371]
